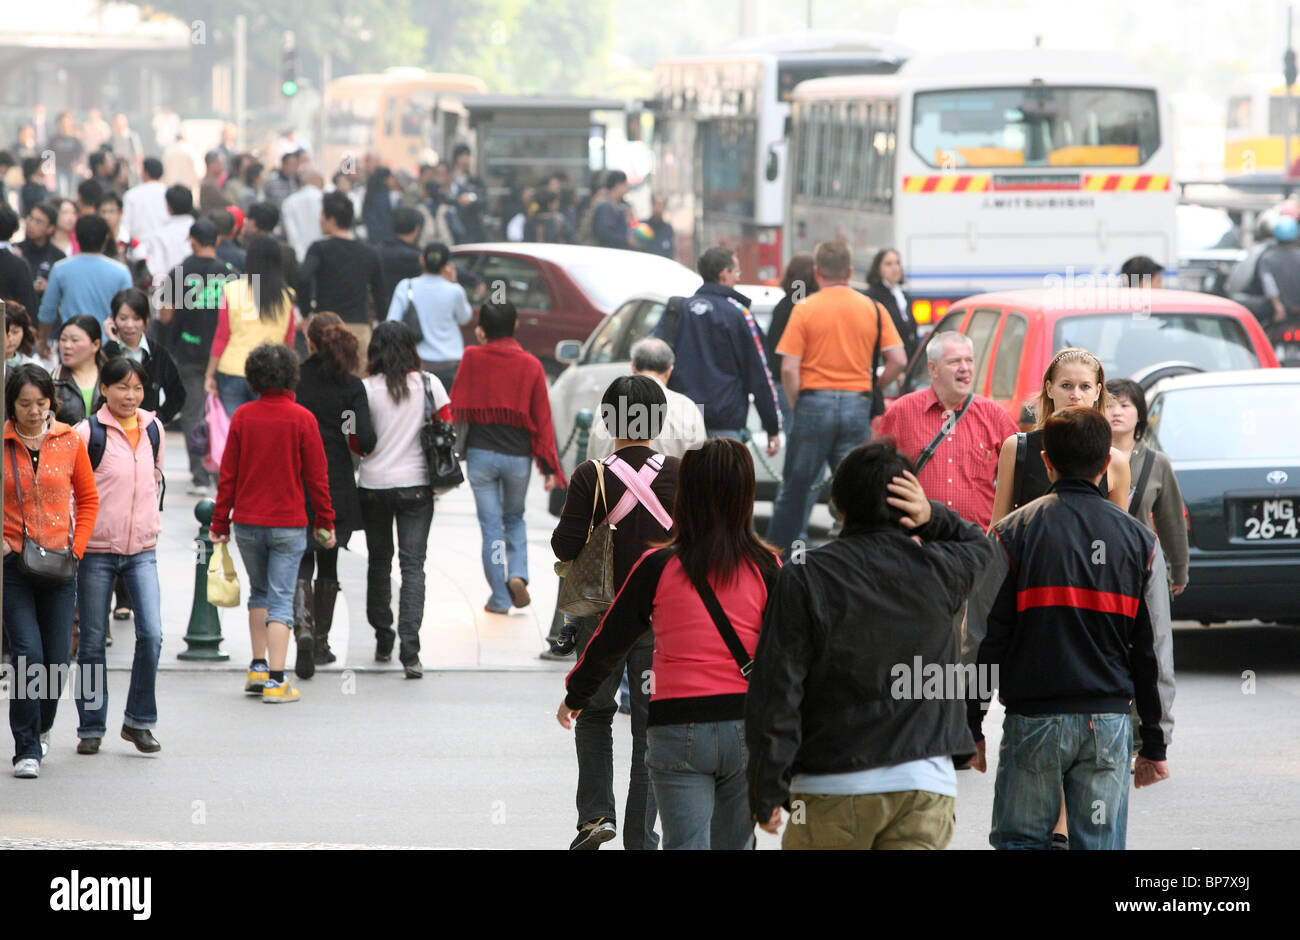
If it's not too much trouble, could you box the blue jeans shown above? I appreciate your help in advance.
[646,719,754,850]
[706,428,744,441]
[466,448,531,611]
[3,555,76,764]
[359,486,435,664]
[233,524,308,626]
[991,713,1133,851]
[75,551,163,738]
[766,391,872,552]
[217,372,255,416]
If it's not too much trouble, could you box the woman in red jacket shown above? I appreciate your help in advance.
[209,343,335,704]
[557,438,780,849]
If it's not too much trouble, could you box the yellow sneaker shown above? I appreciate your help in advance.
[262,678,300,703]
[245,669,269,694]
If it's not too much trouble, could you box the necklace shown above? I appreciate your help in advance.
[15,426,46,442]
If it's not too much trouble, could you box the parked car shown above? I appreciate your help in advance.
[1175,204,1245,296]
[548,284,789,501]
[886,288,1280,424]
[1145,369,1300,625]
[450,244,702,377]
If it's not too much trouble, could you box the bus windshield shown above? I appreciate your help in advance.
[911,86,1159,169]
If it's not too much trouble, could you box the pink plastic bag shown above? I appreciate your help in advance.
[203,394,231,475]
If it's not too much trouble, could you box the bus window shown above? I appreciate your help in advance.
[911,86,1160,168]
[826,105,846,199]
[870,101,895,205]
[325,96,378,149]
[701,119,757,217]
[990,314,1028,400]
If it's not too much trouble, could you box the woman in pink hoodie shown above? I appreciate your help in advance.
[73,357,165,756]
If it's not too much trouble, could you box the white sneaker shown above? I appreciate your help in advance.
[40,732,50,758]
[187,484,214,498]
[13,758,39,778]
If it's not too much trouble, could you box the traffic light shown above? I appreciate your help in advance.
[281,32,299,97]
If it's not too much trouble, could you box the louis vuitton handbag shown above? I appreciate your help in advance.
[556,460,615,617]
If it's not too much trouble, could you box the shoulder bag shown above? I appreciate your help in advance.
[912,393,974,474]
[869,300,886,418]
[8,442,78,582]
[420,372,463,493]
[556,461,616,616]
[1128,446,1156,517]
[401,281,424,344]
[689,568,754,678]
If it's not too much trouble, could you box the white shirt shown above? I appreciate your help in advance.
[141,214,196,279]
[586,373,708,461]
[358,371,451,489]
[281,184,324,262]
[121,180,169,249]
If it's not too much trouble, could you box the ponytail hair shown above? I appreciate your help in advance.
[307,311,359,383]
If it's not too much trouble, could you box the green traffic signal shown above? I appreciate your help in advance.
[282,80,299,96]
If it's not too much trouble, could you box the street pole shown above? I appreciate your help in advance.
[234,14,247,148]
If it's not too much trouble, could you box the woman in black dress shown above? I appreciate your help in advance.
[291,312,377,676]
[864,247,918,361]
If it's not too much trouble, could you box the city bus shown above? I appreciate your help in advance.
[650,31,913,283]
[785,49,1177,331]
[322,68,487,175]
[1223,73,1300,181]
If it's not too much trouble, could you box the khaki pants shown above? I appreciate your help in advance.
[783,790,956,850]
[341,322,372,377]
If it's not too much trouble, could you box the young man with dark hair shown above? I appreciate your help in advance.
[298,190,385,366]
[281,169,324,262]
[76,178,104,217]
[447,144,486,242]
[263,150,300,208]
[244,201,280,238]
[1119,254,1163,290]
[965,406,1175,850]
[377,206,424,312]
[384,240,472,390]
[748,440,992,849]
[15,202,65,305]
[592,169,635,250]
[141,184,198,279]
[19,157,50,216]
[652,245,782,450]
[0,204,39,322]
[208,208,246,271]
[36,214,131,354]
[121,156,168,251]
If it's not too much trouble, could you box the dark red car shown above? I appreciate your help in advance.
[450,243,702,377]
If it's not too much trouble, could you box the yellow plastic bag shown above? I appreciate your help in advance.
[207,542,241,608]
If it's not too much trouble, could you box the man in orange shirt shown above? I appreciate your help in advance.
[766,241,906,554]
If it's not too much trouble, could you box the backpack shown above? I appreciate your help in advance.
[657,296,688,351]
[87,414,166,509]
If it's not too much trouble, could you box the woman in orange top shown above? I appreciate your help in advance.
[3,363,99,779]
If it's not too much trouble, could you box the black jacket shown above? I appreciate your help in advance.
[377,237,421,315]
[0,248,38,323]
[746,503,992,822]
[294,354,377,544]
[966,478,1176,761]
[102,340,186,424]
[53,367,89,425]
[864,282,917,360]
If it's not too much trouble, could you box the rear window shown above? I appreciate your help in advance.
[1150,384,1300,461]
[1053,313,1258,378]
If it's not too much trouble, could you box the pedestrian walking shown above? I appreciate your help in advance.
[72,358,164,756]
[747,441,992,849]
[377,208,423,314]
[102,287,185,425]
[553,375,681,849]
[384,241,472,391]
[51,199,78,256]
[362,167,398,247]
[209,208,246,272]
[198,151,232,214]
[52,315,106,425]
[651,246,782,448]
[638,194,674,259]
[5,300,40,372]
[592,170,635,250]
[966,407,1175,850]
[585,337,707,461]
[4,363,100,778]
[863,248,919,361]
[766,240,906,554]
[120,157,168,253]
[16,203,64,312]
[558,437,778,849]
[203,234,296,416]
[49,112,84,197]
[36,215,130,356]
[451,302,565,614]
[525,190,571,244]
[876,332,1017,531]
[19,158,51,219]
[281,170,324,263]
[209,343,336,704]
[357,322,447,675]
[293,313,376,675]
[0,205,39,322]
[140,184,197,281]
[447,145,486,243]
[262,151,300,209]
[764,252,817,433]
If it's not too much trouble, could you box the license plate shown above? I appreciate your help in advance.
[1240,498,1300,540]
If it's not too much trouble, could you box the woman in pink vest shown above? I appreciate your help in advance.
[558,437,781,850]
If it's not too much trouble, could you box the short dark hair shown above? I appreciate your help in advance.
[208,208,235,236]
[1105,378,1149,441]
[246,201,279,233]
[5,362,56,417]
[0,150,15,170]
[452,143,471,163]
[604,169,627,189]
[421,241,450,272]
[393,206,422,237]
[814,240,852,280]
[243,342,299,396]
[111,287,151,325]
[321,191,354,229]
[599,374,666,441]
[243,160,264,187]
[165,184,193,216]
[281,150,298,166]
[74,214,111,253]
[21,156,43,180]
[96,190,123,212]
[189,219,219,247]
[0,204,18,241]
[832,439,916,527]
[77,177,104,207]
[698,246,737,283]
[29,202,57,226]
[1120,255,1162,285]
[478,302,517,339]
[98,355,149,393]
[1042,407,1112,481]
[142,157,164,180]
[204,149,223,168]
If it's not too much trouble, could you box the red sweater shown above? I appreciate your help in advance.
[210,390,334,537]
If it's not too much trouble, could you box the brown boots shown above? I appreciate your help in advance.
[293,579,316,679]
[313,580,340,666]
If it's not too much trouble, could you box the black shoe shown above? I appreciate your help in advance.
[77,738,101,755]
[539,648,574,662]
[375,628,396,662]
[120,726,161,753]
[113,607,132,621]
[293,578,316,679]
[549,622,577,656]
[295,630,315,679]
[1049,833,1070,851]
[403,660,424,679]
[569,818,617,850]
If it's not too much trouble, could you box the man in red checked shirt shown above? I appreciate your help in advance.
[876,331,1016,533]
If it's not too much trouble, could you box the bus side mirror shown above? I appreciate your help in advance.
[765,146,779,182]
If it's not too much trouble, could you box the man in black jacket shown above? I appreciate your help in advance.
[965,407,1175,851]
[747,440,992,849]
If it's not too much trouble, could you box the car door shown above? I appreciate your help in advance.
[987,312,1029,417]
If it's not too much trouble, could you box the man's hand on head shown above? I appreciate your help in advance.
[886,470,931,529]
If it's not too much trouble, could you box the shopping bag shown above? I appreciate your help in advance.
[206,542,241,608]
[203,394,231,474]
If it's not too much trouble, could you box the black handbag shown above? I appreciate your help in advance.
[420,372,464,493]
[869,299,886,418]
[402,281,424,343]
[8,442,78,582]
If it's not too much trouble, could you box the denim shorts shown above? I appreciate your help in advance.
[233,524,308,626]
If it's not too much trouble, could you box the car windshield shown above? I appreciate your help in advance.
[1150,384,1300,461]
[566,256,701,311]
[1054,313,1258,377]
[1177,205,1241,253]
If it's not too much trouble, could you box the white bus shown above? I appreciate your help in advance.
[651,31,912,283]
[1223,73,1300,182]
[786,50,1177,331]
